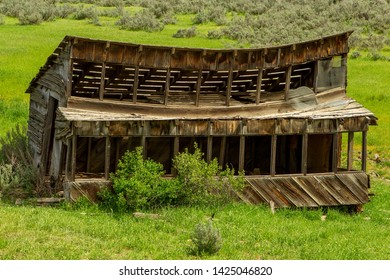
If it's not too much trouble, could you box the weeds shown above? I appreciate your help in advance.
[188,219,222,256]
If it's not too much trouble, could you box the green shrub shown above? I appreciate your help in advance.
[172,143,244,206]
[73,5,100,20]
[189,220,222,256]
[207,29,223,39]
[99,147,183,213]
[0,126,42,202]
[116,9,164,32]
[99,144,244,213]
[173,26,197,38]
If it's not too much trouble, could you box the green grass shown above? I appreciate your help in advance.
[0,178,389,260]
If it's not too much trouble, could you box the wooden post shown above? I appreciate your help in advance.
[99,62,106,101]
[362,131,367,172]
[133,65,139,103]
[239,135,245,172]
[87,137,92,173]
[141,136,146,159]
[284,65,292,101]
[172,136,179,175]
[255,68,263,105]
[301,133,308,175]
[313,60,319,93]
[104,136,111,180]
[207,136,213,163]
[270,135,277,176]
[226,53,234,107]
[66,59,73,98]
[71,127,77,181]
[195,69,202,107]
[347,131,354,170]
[164,68,171,105]
[332,133,338,173]
[65,139,71,181]
[219,136,226,167]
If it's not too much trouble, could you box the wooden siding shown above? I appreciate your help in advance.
[243,172,369,208]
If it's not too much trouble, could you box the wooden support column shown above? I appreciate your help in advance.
[347,131,354,170]
[87,137,92,173]
[255,68,263,105]
[301,133,308,175]
[226,53,234,107]
[313,60,319,93]
[173,136,180,175]
[71,126,77,181]
[284,65,292,101]
[219,136,226,167]
[99,62,106,101]
[239,135,245,172]
[141,136,146,159]
[270,135,277,176]
[332,133,338,173]
[66,59,74,98]
[207,121,213,163]
[195,69,202,107]
[65,139,71,181]
[362,131,367,172]
[133,65,139,103]
[164,68,171,105]
[104,136,111,180]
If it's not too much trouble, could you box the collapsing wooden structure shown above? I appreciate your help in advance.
[26,31,377,208]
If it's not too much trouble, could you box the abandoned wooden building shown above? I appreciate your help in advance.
[26,31,377,208]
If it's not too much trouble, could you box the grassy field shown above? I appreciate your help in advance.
[0,10,389,260]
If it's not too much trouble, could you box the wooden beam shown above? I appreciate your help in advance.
[207,136,213,163]
[87,137,92,173]
[313,60,319,93]
[132,65,139,103]
[195,69,202,107]
[104,136,111,180]
[141,136,146,159]
[226,54,234,107]
[219,136,226,167]
[332,133,338,173]
[284,65,292,101]
[347,131,354,171]
[71,127,77,181]
[164,68,171,106]
[301,133,308,175]
[270,135,277,176]
[65,139,71,181]
[362,131,367,172]
[99,62,106,101]
[66,58,73,98]
[255,68,263,105]
[239,135,245,172]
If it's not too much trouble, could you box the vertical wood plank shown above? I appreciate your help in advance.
[226,53,234,107]
[66,59,73,98]
[141,136,146,159]
[301,133,308,175]
[133,65,139,103]
[164,68,171,106]
[87,137,92,173]
[195,69,202,107]
[99,62,106,101]
[313,60,319,93]
[255,68,263,105]
[207,136,213,163]
[332,133,338,173]
[362,131,367,172]
[71,127,77,181]
[284,65,292,101]
[270,135,277,176]
[239,135,245,172]
[104,136,111,180]
[219,136,226,167]
[65,139,71,181]
[347,131,354,170]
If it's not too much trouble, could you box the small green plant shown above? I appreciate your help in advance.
[189,219,222,256]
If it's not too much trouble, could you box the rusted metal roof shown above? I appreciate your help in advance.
[241,172,369,208]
